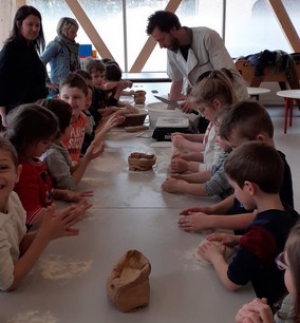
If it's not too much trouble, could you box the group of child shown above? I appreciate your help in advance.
[0,57,138,291]
[161,69,300,322]
[1,61,300,322]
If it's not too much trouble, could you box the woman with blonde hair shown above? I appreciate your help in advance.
[41,17,81,94]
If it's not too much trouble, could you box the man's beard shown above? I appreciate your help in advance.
[168,36,180,52]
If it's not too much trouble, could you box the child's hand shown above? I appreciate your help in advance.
[86,143,105,160]
[179,206,210,215]
[235,298,273,323]
[62,190,93,203]
[169,158,189,173]
[198,241,225,263]
[207,232,240,247]
[105,113,125,130]
[178,212,212,232]
[39,205,81,240]
[118,80,133,90]
[70,199,92,219]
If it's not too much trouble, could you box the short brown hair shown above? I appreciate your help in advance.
[225,141,283,193]
[219,100,274,141]
[85,59,105,75]
[36,99,72,138]
[0,136,19,168]
[6,103,58,158]
[59,72,89,96]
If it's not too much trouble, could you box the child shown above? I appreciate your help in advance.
[37,99,103,190]
[163,107,233,199]
[102,60,133,99]
[74,70,125,153]
[178,100,294,233]
[169,69,237,173]
[0,136,83,291]
[6,103,90,228]
[85,59,137,117]
[198,141,299,307]
[59,72,90,164]
[235,222,300,323]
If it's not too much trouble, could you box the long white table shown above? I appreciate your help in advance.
[0,87,255,323]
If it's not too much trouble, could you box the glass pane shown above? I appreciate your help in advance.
[226,0,300,57]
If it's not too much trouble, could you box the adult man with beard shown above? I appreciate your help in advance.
[146,11,248,104]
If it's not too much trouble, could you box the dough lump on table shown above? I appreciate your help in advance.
[193,239,235,266]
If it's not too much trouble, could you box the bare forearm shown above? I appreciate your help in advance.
[207,194,235,214]
[209,213,256,230]
[211,256,240,291]
[71,157,90,184]
[169,80,183,100]
[180,183,208,197]
[8,231,51,291]
[185,170,211,183]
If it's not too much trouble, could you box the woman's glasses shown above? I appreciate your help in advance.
[275,252,288,271]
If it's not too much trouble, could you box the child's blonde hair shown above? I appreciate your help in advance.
[0,136,18,168]
[190,69,237,107]
[282,223,300,322]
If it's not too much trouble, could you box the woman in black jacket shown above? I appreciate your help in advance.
[0,5,48,128]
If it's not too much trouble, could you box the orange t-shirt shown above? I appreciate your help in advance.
[62,112,87,164]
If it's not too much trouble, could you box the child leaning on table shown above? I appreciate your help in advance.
[74,70,125,154]
[169,69,236,174]
[37,99,103,191]
[5,104,91,229]
[59,72,89,164]
[0,136,83,291]
[198,141,299,307]
[235,222,300,323]
[85,59,137,117]
[162,107,233,199]
[178,100,294,233]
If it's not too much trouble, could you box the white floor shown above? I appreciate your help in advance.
[266,105,300,211]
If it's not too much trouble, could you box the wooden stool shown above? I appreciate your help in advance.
[277,90,300,133]
[236,60,300,108]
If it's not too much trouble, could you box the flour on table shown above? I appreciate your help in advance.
[183,248,202,271]
[7,310,57,323]
[38,255,92,280]
[91,153,124,173]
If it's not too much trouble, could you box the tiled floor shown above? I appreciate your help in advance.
[267,105,300,211]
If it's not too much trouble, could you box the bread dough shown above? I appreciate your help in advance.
[193,239,235,266]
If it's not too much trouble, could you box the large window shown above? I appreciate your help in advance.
[28,0,300,71]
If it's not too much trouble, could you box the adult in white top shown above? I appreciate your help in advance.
[146,11,248,102]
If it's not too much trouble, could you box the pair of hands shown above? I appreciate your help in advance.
[178,207,212,232]
[60,190,93,203]
[39,200,91,240]
[235,298,274,323]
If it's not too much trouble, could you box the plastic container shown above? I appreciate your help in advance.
[146,102,187,128]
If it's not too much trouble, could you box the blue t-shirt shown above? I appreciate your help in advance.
[227,208,299,306]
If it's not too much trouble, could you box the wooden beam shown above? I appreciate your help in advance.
[130,0,182,72]
[64,0,114,60]
[267,0,300,52]
[16,0,26,7]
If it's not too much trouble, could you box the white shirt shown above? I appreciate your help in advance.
[167,27,249,101]
[0,192,27,290]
